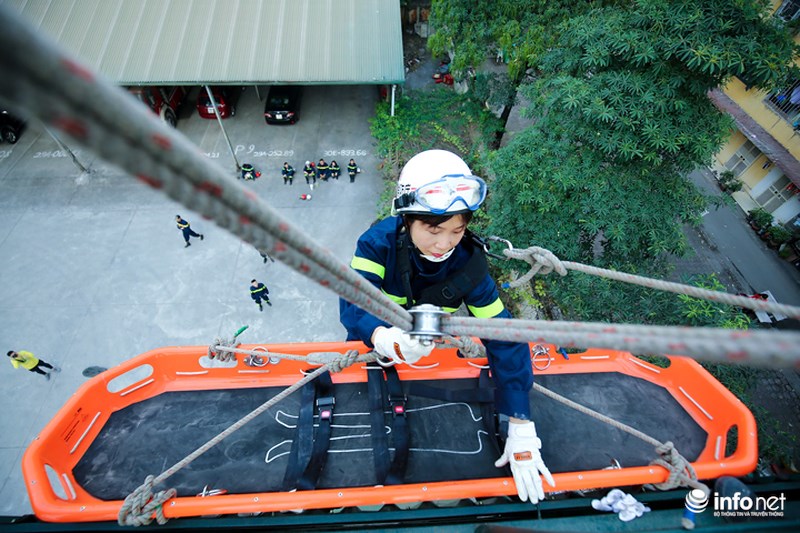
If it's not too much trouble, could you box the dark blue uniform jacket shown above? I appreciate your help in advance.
[339,216,533,420]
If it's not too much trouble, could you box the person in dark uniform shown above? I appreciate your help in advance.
[303,161,316,190]
[250,279,272,311]
[241,163,257,180]
[347,159,358,183]
[339,149,555,505]
[176,215,203,247]
[317,158,330,181]
[329,160,341,180]
[281,162,295,185]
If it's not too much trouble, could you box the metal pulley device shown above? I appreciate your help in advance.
[407,304,447,345]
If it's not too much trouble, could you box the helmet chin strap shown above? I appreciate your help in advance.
[419,247,455,263]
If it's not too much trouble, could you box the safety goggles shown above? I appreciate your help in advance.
[396,174,487,214]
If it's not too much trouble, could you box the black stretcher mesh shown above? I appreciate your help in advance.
[72,373,707,500]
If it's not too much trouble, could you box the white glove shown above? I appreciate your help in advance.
[494,420,555,503]
[372,326,434,365]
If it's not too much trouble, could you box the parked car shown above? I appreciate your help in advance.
[1,110,26,144]
[196,86,241,119]
[264,86,301,124]
[127,86,187,127]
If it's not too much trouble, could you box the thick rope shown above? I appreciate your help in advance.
[208,337,236,363]
[533,383,707,493]
[444,315,800,368]
[0,6,412,333]
[214,346,365,373]
[435,335,487,358]
[649,442,708,492]
[503,246,800,320]
[2,6,799,366]
[118,476,177,527]
[117,349,375,525]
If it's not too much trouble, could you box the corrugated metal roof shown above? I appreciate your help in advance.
[2,0,404,85]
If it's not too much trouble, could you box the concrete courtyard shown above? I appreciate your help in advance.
[0,84,383,517]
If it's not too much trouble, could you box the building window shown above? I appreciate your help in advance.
[765,78,800,124]
[756,174,794,212]
[777,0,800,21]
[724,140,761,176]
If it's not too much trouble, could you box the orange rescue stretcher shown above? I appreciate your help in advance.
[22,341,757,522]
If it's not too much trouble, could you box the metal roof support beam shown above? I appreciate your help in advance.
[205,85,240,172]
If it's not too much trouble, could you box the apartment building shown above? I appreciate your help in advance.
[709,0,800,231]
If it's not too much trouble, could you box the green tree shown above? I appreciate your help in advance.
[484,0,797,322]
[428,0,609,148]
[529,0,798,168]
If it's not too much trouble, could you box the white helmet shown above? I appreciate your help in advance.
[393,150,487,216]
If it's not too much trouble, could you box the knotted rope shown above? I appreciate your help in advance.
[436,334,487,359]
[503,246,800,321]
[118,475,177,526]
[648,442,708,493]
[207,336,236,363]
[1,6,798,370]
[532,382,707,494]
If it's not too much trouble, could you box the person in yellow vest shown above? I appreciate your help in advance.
[7,350,60,380]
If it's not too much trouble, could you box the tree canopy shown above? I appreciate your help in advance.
[425,0,798,322]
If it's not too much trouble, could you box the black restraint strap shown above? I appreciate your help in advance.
[297,371,336,490]
[367,363,390,484]
[479,368,505,460]
[396,227,415,310]
[405,380,495,403]
[281,376,316,491]
[383,365,410,485]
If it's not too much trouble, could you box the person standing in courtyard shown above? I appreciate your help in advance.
[282,162,295,185]
[176,215,203,247]
[348,158,359,183]
[250,279,272,311]
[7,350,60,380]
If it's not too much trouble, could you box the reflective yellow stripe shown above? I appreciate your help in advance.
[382,289,407,305]
[443,306,459,314]
[351,256,385,279]
[468,298,505,318]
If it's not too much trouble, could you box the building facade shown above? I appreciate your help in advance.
[710,0,800,231]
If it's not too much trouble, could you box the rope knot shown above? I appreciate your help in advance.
[307,350,363,373]
[208,336,235,362]
[502,246,567,289]
[437,335,486,359]
[648,441,708,493]
[118,475,177,526]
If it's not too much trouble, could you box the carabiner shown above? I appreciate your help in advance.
[483,235,513,260]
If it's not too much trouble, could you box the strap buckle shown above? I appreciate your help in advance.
[389,395,407,418]
[316,396,335,420]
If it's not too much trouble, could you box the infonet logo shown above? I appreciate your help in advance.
[686,488,786,518]
[685,489,709,514]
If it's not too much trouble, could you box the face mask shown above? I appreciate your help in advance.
[419,247,454,263]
